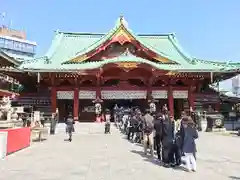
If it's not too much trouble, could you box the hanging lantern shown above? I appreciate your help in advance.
[37,72,40,83]
[148,95,158,113]
[93,97,103,116]
[149,102,156,113]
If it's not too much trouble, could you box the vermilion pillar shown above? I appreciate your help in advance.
[147,77,153,99]
[73,88,79,121]
[51,86,57,113]
[215,102,220,111]
[96,89,101,99]
[96,73,101,99]
[188,86,195,111]
[168,86,174,117]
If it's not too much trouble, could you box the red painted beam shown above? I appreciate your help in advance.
[0,89,19,97]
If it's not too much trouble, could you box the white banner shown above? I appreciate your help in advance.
[57,91,74,99]
[173,90,188,99]
[151,90,168,99]
[101,90,147,99]
[79,91,96,99]
[0,131,8,159]
[33,111,40,122]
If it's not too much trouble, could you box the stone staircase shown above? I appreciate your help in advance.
[14,92,52,120]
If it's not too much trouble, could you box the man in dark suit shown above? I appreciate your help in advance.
[161,112,174,167]
[154,112,163,161]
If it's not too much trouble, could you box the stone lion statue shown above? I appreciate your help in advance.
[0,96,12,121]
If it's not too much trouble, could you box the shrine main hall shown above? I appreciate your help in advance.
[15,16,240,121]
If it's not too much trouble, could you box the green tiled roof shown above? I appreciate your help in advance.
[64,17,186,64]
[20,17,240,73]
[21,55,240,73]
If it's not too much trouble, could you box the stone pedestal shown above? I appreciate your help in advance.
[0,120,23,129]
[212,128,226,132]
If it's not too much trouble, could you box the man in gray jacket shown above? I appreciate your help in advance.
[143,109,154,156]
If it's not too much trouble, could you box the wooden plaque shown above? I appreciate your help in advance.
[116,62,138,69]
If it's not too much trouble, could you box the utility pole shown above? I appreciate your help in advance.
[1,12,6,25]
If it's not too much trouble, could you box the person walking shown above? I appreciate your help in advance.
[182,117,198,172]
[65,113,75,142]
[50,113,56,135]
[142,109,154,157]
[104,109,111,134]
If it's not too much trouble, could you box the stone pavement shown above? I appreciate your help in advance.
[0,123,240,180]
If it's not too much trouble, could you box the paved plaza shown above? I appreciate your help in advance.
[0,123,240,180]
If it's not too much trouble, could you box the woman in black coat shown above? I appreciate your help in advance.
[161,115,174,167]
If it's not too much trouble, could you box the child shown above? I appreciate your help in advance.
[182,117,198,172]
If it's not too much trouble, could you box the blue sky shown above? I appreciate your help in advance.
[1,0,240,90]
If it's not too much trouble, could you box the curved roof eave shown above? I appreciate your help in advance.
[0,50,21,66]
[45,31,64,59]
[167,34,194,64]
[22,57,227,73]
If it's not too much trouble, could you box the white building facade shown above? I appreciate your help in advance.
[232,75,240,95]
[0,25,36,61]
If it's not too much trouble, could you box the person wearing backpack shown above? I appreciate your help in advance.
[65,113,75,142]
[142,109,154,157]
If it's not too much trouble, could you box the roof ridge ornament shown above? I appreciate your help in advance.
[119,15,128,28]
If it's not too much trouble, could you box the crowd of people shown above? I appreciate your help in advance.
[113,105,199,172]
[48,104,199,172]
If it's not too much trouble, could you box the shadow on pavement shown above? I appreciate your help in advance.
[32,139,47,142]
[131,150,160,166]
[229,176,240,180]
[172,165,189,172]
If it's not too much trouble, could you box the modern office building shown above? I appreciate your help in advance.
[0,25,37,61]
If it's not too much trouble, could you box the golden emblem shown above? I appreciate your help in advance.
[117,62,138,69]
